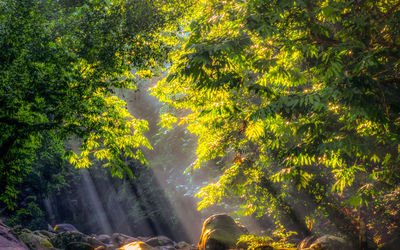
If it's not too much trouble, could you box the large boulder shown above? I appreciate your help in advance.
[120,241,157,250]
[198,214,248,250]
[0,222,29,250]
[306,235,353,250]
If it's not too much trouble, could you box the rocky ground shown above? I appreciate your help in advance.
[1,219,199,250]
[1,214,397,250]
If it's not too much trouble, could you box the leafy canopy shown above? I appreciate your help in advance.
[152,0,400,242]
[0,0,171,208]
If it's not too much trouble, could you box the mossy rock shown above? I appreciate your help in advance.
[66,241,95,250]
[18,230,54,249]
[198,214,248,250]
[35,230,56,239]
[51,231,104,249]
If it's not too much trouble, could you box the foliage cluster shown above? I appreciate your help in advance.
[1,131,78,229]
[151,0,400,246]
[238,227,297,249]
[0,0,173,208]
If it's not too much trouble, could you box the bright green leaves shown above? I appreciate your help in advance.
[0,0,171,208]
[150,0,400,240]
[159,113,178,129]
[245,120,265,141]
[64,94,151,177]
[331,165,366,194]
[272,167,313,191]
[195,164,242,210]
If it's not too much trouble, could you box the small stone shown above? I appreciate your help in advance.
[112,233,140,247]
[66,241,94,250]
[96,234,111,244]
[120,241,157,250]
[145,236,174,247]
[53,224,79,233]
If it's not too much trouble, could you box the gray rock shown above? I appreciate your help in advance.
[111,233,140,247]
[96,234,111,244]
[175,241,191,249]
[66,241,95,250]
[308,235,353,250]
[157,245,175,250]
[51,231,105,249]
[137,236,151,242]
[54,223,79,233]
[145,236,174,247]
[0,221,29,250]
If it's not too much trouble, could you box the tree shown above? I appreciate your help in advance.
[1,131,77,230]
[152,0,400,246]
[0,0,169,208]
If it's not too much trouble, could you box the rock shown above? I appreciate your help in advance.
[137,236,150,242]
[157,246,176,250]
[96,234,111,244]
[35,230,56,239]
[157,245,176,250]
[120,241,157,250]
[198,214,248,250]
[54,223,79,233]
[47,224,54,232]
[307,235,353,250]
[112,233,140,247]
[14,228,54,250]
[174,242,197,250]
[145,236,174,247]
[66,241,94,250]
[377,237,400,250]
[51,231,105,249]
[0,222,29,250]
[175,241,191,249]
[297,236,317,249]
